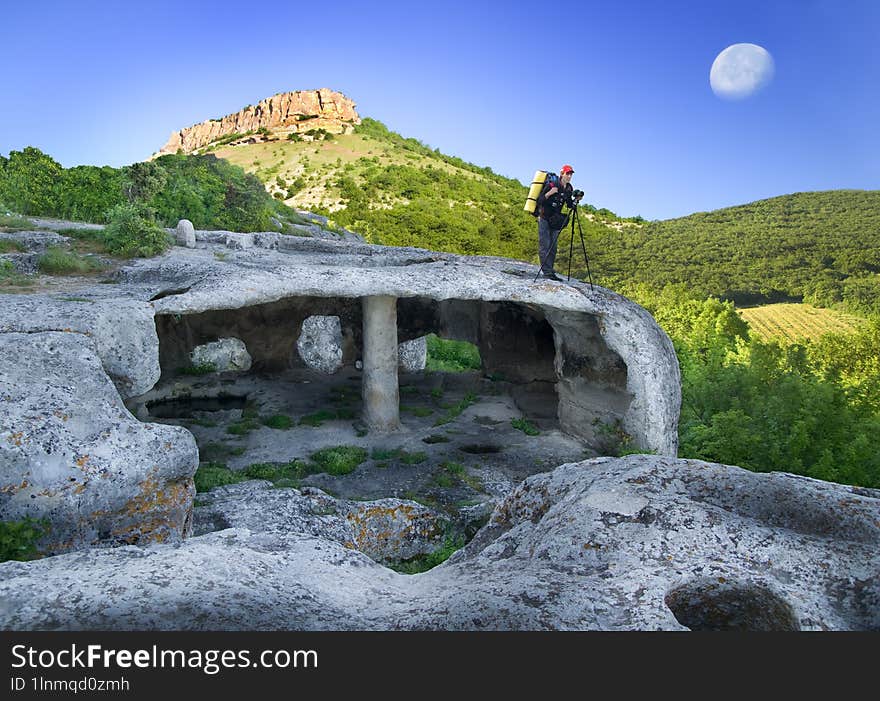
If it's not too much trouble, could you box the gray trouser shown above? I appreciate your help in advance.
[538,217,561,274]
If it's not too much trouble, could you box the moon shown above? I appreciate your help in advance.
[710,43,775,99]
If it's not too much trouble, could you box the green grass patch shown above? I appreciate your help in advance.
[461,473,486,492]
[0,259,33,288]
[371,447,402,460]
[37,246,106,275]
[401,451,428,465]
[433,392,478,426]
[0,517,50,562]
[193,462,243,492]
[194,459,311,492]
[178,362,216,376]
[242,460,309,482]
[388,535,465,574]
[425,334,481,372]
[226,416,261,435]
[511,418,540,436]
[0,239,26,253]
[261,414,293,430]
[0,214,34,230]
[309,445,368,475]
[441,461,465,476]
[433,460,466,488]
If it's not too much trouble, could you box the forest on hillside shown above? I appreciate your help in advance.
[624,284,879,488]
[578,190,880,317]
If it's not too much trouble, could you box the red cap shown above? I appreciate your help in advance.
[560,165,574,174]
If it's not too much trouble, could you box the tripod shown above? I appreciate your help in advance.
[533,205,594,290]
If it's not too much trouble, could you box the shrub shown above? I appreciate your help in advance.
[102,203,171,257]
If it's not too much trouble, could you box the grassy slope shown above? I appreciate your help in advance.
[210,123,628,263]
[215,133,431,212]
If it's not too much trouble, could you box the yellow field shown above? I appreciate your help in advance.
[738,303,865,342]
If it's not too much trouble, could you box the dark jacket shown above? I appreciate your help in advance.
[537,177,573,228]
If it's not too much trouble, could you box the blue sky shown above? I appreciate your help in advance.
[3,0,878,220]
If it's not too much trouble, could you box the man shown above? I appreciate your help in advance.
[536,164,581,280]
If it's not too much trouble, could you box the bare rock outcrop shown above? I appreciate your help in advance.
[0,332,198,555]
[1,455,876,631]
[154,88,360,157]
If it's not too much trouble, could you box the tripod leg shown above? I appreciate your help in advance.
[574,210,594,290]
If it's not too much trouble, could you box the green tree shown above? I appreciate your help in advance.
[121,161,168,204]
[0,146,62,215]
[58,165,124,222]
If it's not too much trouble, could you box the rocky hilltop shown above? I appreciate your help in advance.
[153,88,360,157]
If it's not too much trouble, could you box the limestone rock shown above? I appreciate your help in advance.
[297,315,344,374]
[398,337,427,372]
[0,296,160,398]
[225,233,254,250]
[0,231,70,251]
[175,219,196,248]
[193,480,446,562]
[154,89,360,157]
[0,456,876,631]
[0,332,198,556]
[0,252,40,275]
[190,337,252,373]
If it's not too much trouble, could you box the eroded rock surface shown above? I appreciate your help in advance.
[190,337,252,373]
[0,332,198,555]
[1,455,876,631]
[193,481,448,563]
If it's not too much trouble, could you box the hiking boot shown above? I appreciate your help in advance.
[545,272,562,281]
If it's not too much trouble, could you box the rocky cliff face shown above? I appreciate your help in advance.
[154,88,360,157]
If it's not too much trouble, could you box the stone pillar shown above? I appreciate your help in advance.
[362,295,400,431]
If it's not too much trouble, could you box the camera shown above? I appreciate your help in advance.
[572,189,584,201]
